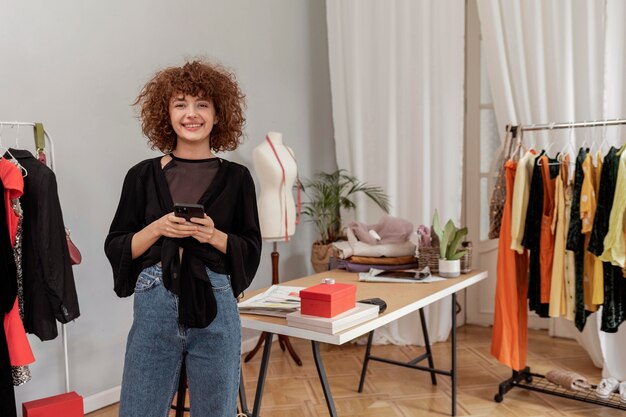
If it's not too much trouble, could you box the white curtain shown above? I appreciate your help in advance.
[326,0,465,345]
[478,0,626,380]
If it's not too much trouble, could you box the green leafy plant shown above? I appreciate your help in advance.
[432,210,468,260]
[301,169,391,245]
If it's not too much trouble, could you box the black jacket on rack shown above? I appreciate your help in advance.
[5,149,80,341]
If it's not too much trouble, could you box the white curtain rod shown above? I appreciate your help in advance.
[512,118,626,132]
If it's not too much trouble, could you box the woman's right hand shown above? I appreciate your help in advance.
[151,213,198,238]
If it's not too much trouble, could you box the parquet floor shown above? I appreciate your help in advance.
[87,325,625,417]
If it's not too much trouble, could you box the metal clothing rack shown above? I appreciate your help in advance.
[0,121,70,392]
[0,121,56,171]
[495,117,626,411]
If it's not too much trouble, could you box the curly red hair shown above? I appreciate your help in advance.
[134,60,246,153]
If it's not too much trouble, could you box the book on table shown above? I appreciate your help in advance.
[286,302,379,334]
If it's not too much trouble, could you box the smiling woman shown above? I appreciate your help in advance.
[104,60,261,417]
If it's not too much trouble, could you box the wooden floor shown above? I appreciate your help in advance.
[87,325,625,417]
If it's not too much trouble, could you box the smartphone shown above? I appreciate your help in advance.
[173,203,205,222]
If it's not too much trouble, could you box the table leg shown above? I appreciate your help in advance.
[357,331,374,393]
[239,367,250,417]
[311,341,338,417]
[251,332,274,417]
[418,308,437,385]
[451,292,457,417]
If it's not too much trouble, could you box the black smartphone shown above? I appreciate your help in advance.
[173,203,205,222]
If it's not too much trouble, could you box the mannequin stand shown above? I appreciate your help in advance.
[244,243,302,366]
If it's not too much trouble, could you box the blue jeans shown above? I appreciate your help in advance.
[119,264,241,417]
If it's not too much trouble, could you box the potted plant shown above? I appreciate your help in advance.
[432,210,468,278]
[301,169,390,272]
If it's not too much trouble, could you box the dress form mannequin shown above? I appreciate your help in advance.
[246,132,302,366]
[253,131,298,241]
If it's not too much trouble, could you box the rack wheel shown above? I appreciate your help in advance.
[525,375,533,383]
[494,393,503,403]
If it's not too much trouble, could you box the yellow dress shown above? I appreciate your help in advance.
[591,152,604,305]
[563,169,576,320]
[549,155,569,317]
[579,155,599,312]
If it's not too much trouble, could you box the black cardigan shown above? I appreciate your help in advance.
[105,156,262,328]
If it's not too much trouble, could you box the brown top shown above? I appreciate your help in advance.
[163,154,220,204]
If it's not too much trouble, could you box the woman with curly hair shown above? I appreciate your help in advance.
[105,60,261,417]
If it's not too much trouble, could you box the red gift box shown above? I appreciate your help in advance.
[23,391,84,417]
[300,282,356,318]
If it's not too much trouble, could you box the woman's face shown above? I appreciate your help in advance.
[169,94,217,147]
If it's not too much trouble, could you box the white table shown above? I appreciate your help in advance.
[238,269,487,417]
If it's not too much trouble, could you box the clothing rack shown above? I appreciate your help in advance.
[0,121,56,171]
[0,121,69,392]
[495,117,626,412]
[516,118,626,132]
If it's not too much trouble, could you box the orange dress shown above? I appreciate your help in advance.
[0,158,35,367]
[539,155,556,304]
[492,160,529,370]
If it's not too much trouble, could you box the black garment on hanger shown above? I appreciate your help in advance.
[4,149,80,341]
[523,151,548,317]
[566,148,590,331]
[587,147,626,332]
[0,178,17,417]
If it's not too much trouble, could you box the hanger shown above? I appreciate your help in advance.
[0,124,28,177]
[508,125,527,160]
[540,122,556,156]
[596,120,610,155]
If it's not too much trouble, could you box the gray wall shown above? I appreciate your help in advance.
[0,0,336,413]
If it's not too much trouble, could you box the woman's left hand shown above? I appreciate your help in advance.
[189,214,216,244]
[190,214,228,253]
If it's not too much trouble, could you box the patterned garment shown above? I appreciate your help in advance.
[12,200,24,319]
[11,365,30,387]
[566,148,590,331]
[10,199,30,386]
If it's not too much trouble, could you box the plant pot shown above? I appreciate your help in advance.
[311,243,335,273]
[438,259,460,278]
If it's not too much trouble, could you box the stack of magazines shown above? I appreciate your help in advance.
[286,302,379,334]
[237,285,305,317]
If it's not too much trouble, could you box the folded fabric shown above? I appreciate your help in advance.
[332,228,416,259]
[349,215,414,245]
[619,381,626,403]
[348,255,417,265]
[334,258,419,273]
[595,377,619,399]
[545,370,592,392]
